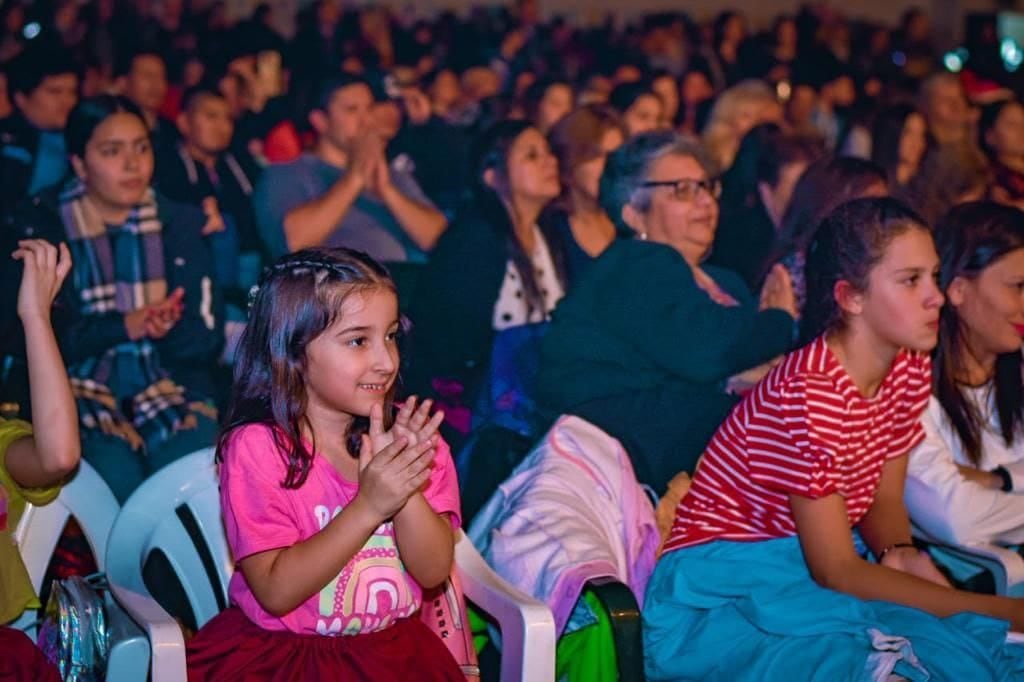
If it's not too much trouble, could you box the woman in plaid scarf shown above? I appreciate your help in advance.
[4,95,224,503]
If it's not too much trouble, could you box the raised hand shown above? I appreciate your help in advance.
[356,428,437,521]
[391,396,444,448]
[500,28,527,60]
[351,131,383,188]
[144,287,185,339]
[13,240,72,322]
[401,87,432,125]
[200,197,226,235]
[361,399,444,459]
[760,264,798,319]
[370,149,392,195]
[124,287,185,341]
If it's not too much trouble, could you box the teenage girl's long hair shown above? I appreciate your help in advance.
[802,197,930,344]
[217,248,399,489]
[933,201,1024,466]
[762,156,889,286]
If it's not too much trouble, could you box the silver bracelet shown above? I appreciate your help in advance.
[878,542,916,563]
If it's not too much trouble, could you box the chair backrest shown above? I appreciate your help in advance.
[104,447,230,628]
[105,447,489,630]
[12,460,120,631]
[911,524,1024,596]
[15,460,120,594]
[106,448,553,680]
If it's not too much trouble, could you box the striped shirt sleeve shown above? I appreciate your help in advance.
[747,374,844,499]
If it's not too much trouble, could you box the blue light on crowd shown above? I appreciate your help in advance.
[1002,38,1023,71]
[22,22,40,40]
[944,51,963,72]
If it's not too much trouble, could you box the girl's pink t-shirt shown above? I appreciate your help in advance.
[220,423,462,636]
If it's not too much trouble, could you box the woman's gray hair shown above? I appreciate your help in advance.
[598,131,714,235]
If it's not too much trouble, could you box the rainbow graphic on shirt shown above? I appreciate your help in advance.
[312,504,419,636]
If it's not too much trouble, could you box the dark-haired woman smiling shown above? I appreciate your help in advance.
[407,120,565,416]
[906,201,1024,550]
[3,95,223,502]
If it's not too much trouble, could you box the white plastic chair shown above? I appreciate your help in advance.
[912,525,1024,596]
[105,447,556,682]
[12,460,149,681]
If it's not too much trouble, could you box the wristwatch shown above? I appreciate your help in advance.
[993,465,1013,493]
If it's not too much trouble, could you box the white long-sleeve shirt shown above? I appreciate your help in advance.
[905,388,1024,547]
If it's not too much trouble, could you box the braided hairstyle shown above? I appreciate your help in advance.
[218,247,399,489]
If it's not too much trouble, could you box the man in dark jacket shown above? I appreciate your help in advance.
[0,48,78,215]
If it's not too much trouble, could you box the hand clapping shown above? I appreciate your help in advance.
[760,264,798,319]
[356,399,444,521]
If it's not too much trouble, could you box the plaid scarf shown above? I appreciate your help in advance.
[60,179,199,452]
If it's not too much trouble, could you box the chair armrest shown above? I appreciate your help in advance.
[587,578,644,682]
[105,595,150,682]
[108,582,187,682]
[454,531,556,682]
[912,528,1024,595]
[943,543,1024,595]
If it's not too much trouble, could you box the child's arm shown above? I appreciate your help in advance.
[790,490,1024,630]
[856,455,950,585]
[3,241,79,489]
[238,436,437,617]
[393,493,455,589]
[385,399,455,588]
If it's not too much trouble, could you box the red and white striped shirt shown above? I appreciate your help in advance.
[662,335,931,555]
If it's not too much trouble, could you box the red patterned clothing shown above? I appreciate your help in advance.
[663,335,930,554]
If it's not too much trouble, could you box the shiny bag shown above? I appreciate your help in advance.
[36,574,109,681]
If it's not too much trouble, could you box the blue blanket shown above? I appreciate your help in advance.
[643,537,1024,680]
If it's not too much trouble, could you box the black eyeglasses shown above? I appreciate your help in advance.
[640,178,722,202]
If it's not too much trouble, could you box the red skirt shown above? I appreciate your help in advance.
[0,627,61,682]
[187,607,465,681]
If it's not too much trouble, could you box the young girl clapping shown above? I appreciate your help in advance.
[187,248,463,680]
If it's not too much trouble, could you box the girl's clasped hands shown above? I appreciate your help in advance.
[356,397,445,521]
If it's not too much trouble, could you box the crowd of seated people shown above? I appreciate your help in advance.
[6,0,1024,678]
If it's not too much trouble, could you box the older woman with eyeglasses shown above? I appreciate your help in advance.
[537,131,798,492]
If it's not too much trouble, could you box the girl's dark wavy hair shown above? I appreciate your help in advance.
[934,201,1024,465]
[762,156,888,286]
[217,247,399,489]
[66,95,148,158]
[801,197,929,344]
[979,99,1021,159]
[470,119,568,315]
[870,103,923,186]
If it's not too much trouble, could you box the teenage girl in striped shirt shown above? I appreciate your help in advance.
[644,197,1024,680]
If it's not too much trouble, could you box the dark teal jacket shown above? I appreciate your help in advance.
[537,238,793,491]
